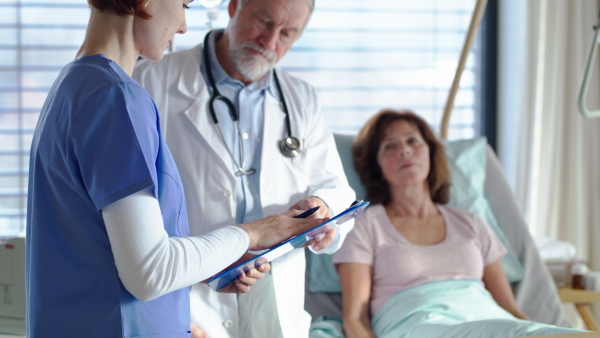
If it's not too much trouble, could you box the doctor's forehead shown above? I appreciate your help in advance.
[240,0,315,13]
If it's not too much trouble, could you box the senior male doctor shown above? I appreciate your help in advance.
[133,0,355,337]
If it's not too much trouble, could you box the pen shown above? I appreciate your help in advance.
[349,200,364,207]
[294,206,320,219]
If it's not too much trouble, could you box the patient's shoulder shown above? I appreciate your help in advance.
[438,205,484,233]
[355,204,386,228]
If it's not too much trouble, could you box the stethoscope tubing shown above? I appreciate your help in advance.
[202,31,301,174]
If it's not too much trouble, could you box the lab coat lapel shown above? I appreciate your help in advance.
[176,44,204,100]
[177,45,235,180]
[260,89,288,210]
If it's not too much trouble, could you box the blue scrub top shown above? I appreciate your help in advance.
[26,55,191,337]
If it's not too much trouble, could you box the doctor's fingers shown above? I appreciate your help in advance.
[312,228,337,251]
[312,207,331,219]
[298,234,324,249]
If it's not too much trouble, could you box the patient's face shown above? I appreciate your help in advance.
[377,119,430,188]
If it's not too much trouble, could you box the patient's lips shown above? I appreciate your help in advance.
[400,162,416,169]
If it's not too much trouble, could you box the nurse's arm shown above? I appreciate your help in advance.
[102,188,249,301]
[102,189,324,301]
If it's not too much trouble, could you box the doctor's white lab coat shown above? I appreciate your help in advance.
[133,44,355,338]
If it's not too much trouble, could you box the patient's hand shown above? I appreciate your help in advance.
[215,252,271,294]
[512,311,530,321]
[190,324,208,338]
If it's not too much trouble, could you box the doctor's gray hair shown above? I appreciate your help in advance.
[238,0,315,35]
[239,0,315,13]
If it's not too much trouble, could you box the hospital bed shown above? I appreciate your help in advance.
[304,133,572,328]
[304,0,587,333]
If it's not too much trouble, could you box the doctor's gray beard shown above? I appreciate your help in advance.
[229,41,277,82]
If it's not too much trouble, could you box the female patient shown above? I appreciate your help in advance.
[332,109,583,338]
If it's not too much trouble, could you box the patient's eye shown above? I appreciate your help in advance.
[381,142,398,156]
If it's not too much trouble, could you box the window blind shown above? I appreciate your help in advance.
[0,0,481,236]
[174,0,480,136]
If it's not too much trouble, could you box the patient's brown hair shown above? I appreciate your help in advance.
[88,0,151,19]
[352,109,451,205]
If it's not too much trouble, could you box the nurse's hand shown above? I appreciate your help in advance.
[217,265,270,293]
[190,325,208,338]
[216,253,271,294]
[289,197,336,251]
[238,210,327,251]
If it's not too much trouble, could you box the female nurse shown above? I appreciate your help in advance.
[25,0,323,336]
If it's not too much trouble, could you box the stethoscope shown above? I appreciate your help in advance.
[202,31,301,176]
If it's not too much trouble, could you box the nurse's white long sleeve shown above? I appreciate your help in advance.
[102,189,249,302]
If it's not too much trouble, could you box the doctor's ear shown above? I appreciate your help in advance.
[228,0,239,17]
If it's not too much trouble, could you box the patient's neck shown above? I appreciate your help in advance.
[386,183,436,218]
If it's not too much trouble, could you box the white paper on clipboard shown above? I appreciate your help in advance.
[208,200,370,290]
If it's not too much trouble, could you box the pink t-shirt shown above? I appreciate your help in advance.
[332,204,507,315]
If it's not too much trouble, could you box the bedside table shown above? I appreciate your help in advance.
[559,287,600,331]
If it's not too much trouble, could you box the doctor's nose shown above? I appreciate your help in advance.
[258,28,278,51]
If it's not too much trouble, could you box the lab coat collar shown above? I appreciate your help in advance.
[176,44,206,100]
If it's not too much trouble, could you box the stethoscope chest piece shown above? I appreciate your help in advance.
[279,136,300,158]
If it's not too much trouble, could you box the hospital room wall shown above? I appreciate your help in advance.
[498,0,600,280]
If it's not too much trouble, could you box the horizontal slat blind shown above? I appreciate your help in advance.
[173,0,479,136]
[0,0,91,236]
[0,0,480,236]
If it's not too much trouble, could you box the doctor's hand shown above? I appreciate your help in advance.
[216,252,271,294]
[289,197,336,251]
[289,196,332,219]
[238,210,327,251]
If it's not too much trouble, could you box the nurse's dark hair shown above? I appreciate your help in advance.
[352,109,451,206]
[87,0,151,19]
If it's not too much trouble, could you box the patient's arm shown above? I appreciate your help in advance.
[337,263,376,338]
[483,259,530,320]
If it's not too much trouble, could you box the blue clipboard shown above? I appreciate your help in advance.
[208,200,370,290]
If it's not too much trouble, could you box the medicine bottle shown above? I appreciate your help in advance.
[571,262,588,290]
